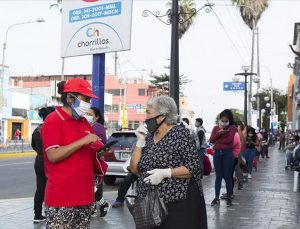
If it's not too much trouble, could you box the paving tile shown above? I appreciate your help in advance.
[0,145,300,229]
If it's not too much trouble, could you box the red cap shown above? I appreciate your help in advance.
[63,78,99,99]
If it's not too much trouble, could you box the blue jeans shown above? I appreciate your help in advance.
[213,149,234,199]
[244,148,256,174]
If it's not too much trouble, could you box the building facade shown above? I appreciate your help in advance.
[290,23,300,130]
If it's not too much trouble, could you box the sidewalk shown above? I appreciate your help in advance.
[0,145,299,229]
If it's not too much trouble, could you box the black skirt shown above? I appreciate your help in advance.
[156,179,207,229]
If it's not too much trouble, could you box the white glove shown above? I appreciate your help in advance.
[143,168,172,185]
[135,124,148,147]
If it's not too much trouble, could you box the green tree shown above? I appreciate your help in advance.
[252,88,287,130]
[232,0,269,30]
[167,0,196,39]
[215,109,244,125]
[149,73,191,96]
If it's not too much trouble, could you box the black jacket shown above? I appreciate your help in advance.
[31,125,43,156]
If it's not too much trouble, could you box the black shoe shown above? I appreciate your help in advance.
[238,182,243,190]
[211,198,220,206]
[226,198,232,207]
[112,200,124,208]
[33,215,46,223]
[91,203,97,217]
[99,201,110,217]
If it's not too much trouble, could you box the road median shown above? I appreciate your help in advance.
[0,151,36,160]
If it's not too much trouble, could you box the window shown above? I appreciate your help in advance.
[12,108,27,118]
[128,121,140,130]
[138,89,145,96]
[106,89,124,96]
[111,105,120,113]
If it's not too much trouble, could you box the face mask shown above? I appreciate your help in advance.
[195,122,201,128]
[84,114,94,124]
[67,94,91,119]
[219,120,229,128]
[248,134,254,137]
[145,114,165,134]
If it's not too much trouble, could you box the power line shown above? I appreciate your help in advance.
[205,0,247,63]
[222,0,251,59]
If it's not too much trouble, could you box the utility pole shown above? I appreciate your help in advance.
[169,0,180,114]
[249,18,256,126]
[256,27,261,128]
[114,52,118,76]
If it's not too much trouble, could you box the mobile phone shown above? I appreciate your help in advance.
[98,140,118,152]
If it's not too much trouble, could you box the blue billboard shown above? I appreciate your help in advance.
[223,82,245,91]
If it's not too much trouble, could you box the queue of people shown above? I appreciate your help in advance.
[33,79,280,228]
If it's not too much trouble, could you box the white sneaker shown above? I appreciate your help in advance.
[248,174,252,179]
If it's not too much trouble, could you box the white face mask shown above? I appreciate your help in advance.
[74,100,91,117]
[84,114,94,124]
[219,120,229,128]
[67,94,91,119]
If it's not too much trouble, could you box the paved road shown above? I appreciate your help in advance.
[0,156,121,199]
[0,145,299,229]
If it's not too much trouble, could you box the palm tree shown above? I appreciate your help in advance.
[167,0,196,39]
[50,0,62,12]
[232,0,269,30]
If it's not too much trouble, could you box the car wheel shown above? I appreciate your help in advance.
[104,175,117,185]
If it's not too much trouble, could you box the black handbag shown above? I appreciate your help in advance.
[126,186,168,229]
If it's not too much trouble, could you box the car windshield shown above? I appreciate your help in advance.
[107,132,137,148]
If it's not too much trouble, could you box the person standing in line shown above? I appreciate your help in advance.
[221,121,241,200]
[130,96,207,229]
[32,106,55,223]
[261,130,270,158]
[209,109,237,207]
[236,121,246,188]
[195,118,208,156]
[182,118,199,150]
[244,127,259,179]
[41,78,102,228]
[85,106,110,217]
[279,131,286,150]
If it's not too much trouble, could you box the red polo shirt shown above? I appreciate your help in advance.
[41,106,95,207]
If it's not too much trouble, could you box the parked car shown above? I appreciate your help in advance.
[103,130,137,185]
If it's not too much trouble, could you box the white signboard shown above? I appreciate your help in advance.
[61,0,133,57]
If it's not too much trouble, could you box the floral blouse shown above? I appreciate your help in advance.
[137,125,203,203]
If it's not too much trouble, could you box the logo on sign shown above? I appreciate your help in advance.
[77,27,110,48]
[82,0,99,2]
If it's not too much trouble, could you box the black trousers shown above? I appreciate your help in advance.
[231,157,239,193]
[34,155,47,217]
[117,173,138,202]
[157,180,207,229]
[95,181,104,201]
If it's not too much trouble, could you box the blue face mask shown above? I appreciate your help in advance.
[66,94,91,120]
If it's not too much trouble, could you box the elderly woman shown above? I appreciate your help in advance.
[130,96,207,229]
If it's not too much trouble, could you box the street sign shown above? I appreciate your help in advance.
[61,0,133,57]
[223,82,245,91]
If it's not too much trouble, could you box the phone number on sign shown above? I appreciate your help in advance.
[69,2,122,23]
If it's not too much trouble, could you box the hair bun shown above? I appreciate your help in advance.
[57,81,66,95]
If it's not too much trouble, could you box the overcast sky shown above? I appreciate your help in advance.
[0,0,299,130]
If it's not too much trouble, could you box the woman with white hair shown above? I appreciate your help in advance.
[130,96,207,229]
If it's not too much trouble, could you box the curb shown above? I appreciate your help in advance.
[0,151,36,160]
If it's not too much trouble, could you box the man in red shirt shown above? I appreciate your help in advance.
[41,78,104,228]
[15,129,21,140]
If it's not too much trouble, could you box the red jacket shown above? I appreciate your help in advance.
[209,125,237,150]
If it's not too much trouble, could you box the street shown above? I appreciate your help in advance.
[0,156,121,200]
[0,146,299,229]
